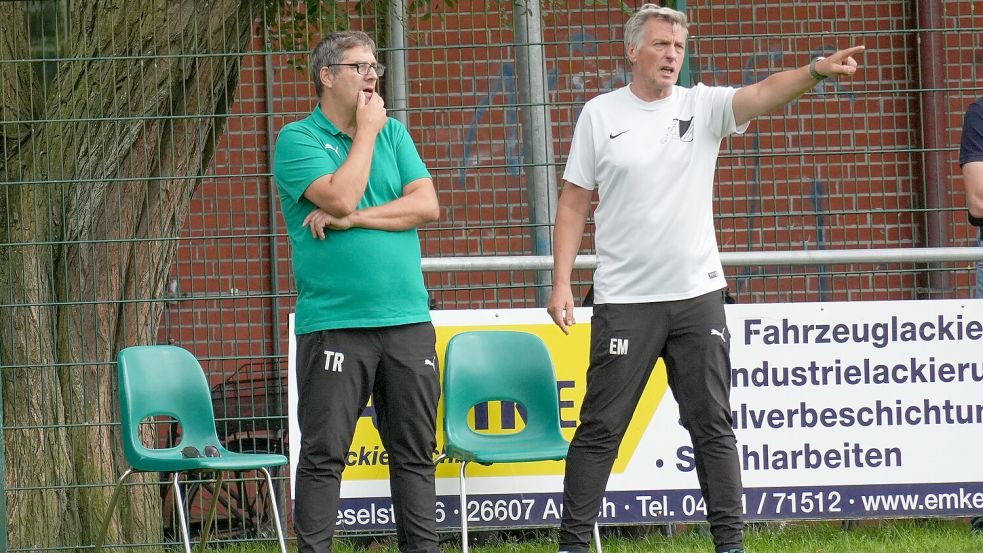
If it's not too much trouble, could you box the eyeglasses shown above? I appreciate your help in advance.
[327,62,385,77]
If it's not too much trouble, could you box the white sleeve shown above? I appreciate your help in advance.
[699,84,749,138]
[562,104,597,190]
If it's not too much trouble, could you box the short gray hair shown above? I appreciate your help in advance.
[623,4,688,55]
[310,31,377,97]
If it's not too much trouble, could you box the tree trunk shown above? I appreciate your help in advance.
[0,0,260,549]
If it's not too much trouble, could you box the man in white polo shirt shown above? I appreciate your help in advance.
[547,5,864,553]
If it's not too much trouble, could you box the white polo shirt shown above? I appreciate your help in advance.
[563,83,748,303]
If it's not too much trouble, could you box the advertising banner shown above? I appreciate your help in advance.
[288,300,983,530]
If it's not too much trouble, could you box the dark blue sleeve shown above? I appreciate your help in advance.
[960,99,983,167]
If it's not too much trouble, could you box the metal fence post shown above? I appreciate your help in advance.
[514,0,558,307]
[1,368,7,552]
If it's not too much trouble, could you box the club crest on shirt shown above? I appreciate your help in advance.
[678,117,694,141]
[660,117,695,144]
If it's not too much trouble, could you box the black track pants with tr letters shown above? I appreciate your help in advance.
[293,322,441,553]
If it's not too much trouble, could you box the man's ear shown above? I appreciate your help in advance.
[320,66,334,90]
[626,44,637,65]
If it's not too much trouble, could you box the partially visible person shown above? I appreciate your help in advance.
[961,96,983,299]
[960,96,983,530]
[273,30,440,553]
[547,5,864,553]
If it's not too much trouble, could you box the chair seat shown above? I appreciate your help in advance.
[130,447,288,473]
[445,433,570,465]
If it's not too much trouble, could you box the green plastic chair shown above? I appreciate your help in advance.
[436,331,601,553]
[93,345,288,553]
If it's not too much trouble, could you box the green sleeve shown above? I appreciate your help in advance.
[389,119,431,187]
[273,125,338,204]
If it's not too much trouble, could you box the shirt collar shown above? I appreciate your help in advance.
[310,105,345,136]
[625,83,676,109]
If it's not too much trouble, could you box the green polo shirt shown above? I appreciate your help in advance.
[273,107,432,334]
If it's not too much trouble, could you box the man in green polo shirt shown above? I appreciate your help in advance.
[273,30,440,553]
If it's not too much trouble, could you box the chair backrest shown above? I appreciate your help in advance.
[116,345,221,467]
[442,331,562,444]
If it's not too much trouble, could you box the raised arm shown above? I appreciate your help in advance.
[733,45,865,127]
[303,92,388,216]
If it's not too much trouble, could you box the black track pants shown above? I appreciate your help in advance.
[558,291,744,553]
[293,322,441,553]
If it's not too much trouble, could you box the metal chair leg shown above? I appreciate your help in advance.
[593,521,603,553]
[171,472,193,553]
[260,467,288,553]
[459,460,470,553]
[195,473,225,553]
[92,468,136,553]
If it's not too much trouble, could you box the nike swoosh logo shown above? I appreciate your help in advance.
[609,130,629,139]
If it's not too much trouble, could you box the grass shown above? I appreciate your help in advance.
[173,519,983,553]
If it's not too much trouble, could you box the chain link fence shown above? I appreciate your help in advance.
[1,0,981,550]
